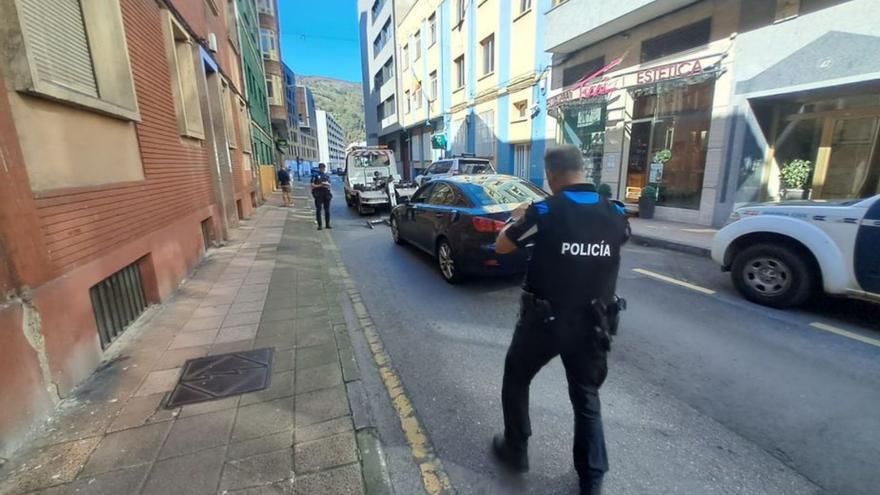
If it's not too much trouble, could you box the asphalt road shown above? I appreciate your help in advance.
[319,180,880,495]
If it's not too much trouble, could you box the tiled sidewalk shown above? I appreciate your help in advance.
[1,194,365,495]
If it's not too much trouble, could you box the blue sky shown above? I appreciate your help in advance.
[277,1,362,82]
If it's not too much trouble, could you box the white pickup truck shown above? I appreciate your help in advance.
[343,147,417,215]
[712,195,880,308]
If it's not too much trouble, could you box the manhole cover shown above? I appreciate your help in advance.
[165,348,274,409]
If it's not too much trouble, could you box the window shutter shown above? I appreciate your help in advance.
[19,0,98,97]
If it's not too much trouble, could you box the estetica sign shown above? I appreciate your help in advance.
[637,59,704,84]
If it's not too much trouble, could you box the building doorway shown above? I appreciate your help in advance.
[625,81,715,209]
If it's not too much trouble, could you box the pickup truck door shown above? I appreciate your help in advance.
[855,197,880,293]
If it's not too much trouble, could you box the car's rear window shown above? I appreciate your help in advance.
[459,160,495,174]
[458,176,547,206]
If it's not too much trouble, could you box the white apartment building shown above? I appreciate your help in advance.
[316,110,346,168]
[358,0,405,163]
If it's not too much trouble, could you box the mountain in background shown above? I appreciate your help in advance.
[299,76,365,145]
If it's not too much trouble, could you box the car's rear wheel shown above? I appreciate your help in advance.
[437,238,464,284]
[731,243,815,308]
[390,217,404,245]
[345,194,354,207]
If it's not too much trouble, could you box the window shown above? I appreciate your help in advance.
[256,0,274,15]
[405,90,411,113]
[475,110,496,158]
[520,0,532,12]
[413,31,421,61]
[266,75,283,105]
[412,183,435,203]
[429,71,438,101]
[402,44,409,70]
[641,18,711,63]
[457,0,466,24]
[775,0,800,22]
[455,56,465,89]
[514,144,530,178]
[260,29,278,60]
[238,98,251,152]
[552,0,568,6]
[9,0,139,120]
[226,0,240,50]
[562,56,605,87]
[414,86,422,110]
[222,81,237,148]
[371,0,383,21]
[481,35,495,75]
[428,183,456,205]
[513,100,528,120]
[429,14,437,45]
[165,12,205,139]
[373,19,391,55]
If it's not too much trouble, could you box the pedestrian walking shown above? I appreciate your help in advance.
[277,166,292,207]
[491,145,629,495]
[311,163,333,230]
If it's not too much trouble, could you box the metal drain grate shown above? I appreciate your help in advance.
[165,348,274,409]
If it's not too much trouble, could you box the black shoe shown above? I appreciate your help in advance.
[580,477,603,495]
[317,226,323,230]
[492,434,528,473]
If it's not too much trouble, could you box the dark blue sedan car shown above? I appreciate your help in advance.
[389,174,548,283]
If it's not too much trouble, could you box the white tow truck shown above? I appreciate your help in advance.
[343,147,417,215]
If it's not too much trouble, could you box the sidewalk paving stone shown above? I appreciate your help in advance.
[0,194,368,495]
[141,446,225,495]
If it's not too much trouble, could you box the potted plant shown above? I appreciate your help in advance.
[639,185,657,219]
[597,183,613,199]
[780,159,813,200]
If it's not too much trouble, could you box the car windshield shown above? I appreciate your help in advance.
[457,176,547,206]
[349,150,392,168]
[459,160,494,174]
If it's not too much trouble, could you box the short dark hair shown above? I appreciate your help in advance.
[318,163,326,168]
[544,145,584,175]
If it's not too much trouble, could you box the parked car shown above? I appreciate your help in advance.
[711,194,880,308]
[414,156,496,186]
[390,175,547,283]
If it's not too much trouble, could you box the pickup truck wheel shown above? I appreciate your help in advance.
[356,198,368,215]
[731,243,814,308]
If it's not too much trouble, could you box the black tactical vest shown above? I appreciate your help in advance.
[523,184,628,310]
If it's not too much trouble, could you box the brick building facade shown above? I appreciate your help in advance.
[0,0,263,456]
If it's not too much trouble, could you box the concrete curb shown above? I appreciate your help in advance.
[630,234,712,258]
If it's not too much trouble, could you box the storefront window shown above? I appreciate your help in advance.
[770,92,880,201]
[626,81,715,209]
[560,103,607,185]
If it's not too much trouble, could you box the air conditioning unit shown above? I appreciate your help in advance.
[207,33,218,52]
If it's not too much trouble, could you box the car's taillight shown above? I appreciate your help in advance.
[472,216,506,233]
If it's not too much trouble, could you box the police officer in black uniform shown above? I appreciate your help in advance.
[492,145,628,495]
[311,163,333,230]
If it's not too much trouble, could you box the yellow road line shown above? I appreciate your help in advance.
[809,322,880,348]
[632,268,716,295]
[326,235,455,495]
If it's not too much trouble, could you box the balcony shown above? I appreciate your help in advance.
[544,0,700,54]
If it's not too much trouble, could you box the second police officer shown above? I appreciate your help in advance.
[492,144,629,495]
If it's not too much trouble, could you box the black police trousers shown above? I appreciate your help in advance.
[501,294,609,483]
[314,195,331,227]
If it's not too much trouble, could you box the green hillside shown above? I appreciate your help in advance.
[299,76,365,145]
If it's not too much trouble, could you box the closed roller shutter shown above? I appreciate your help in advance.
[19,0,98,97]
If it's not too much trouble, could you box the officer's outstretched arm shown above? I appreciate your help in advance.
[496,203,538,254]
[495,229,518,254]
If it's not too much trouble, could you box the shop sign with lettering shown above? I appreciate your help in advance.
[637,59,704,85]
[548,56,625,109]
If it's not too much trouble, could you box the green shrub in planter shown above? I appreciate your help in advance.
[597,183,613,199]
[639,186,657,219]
